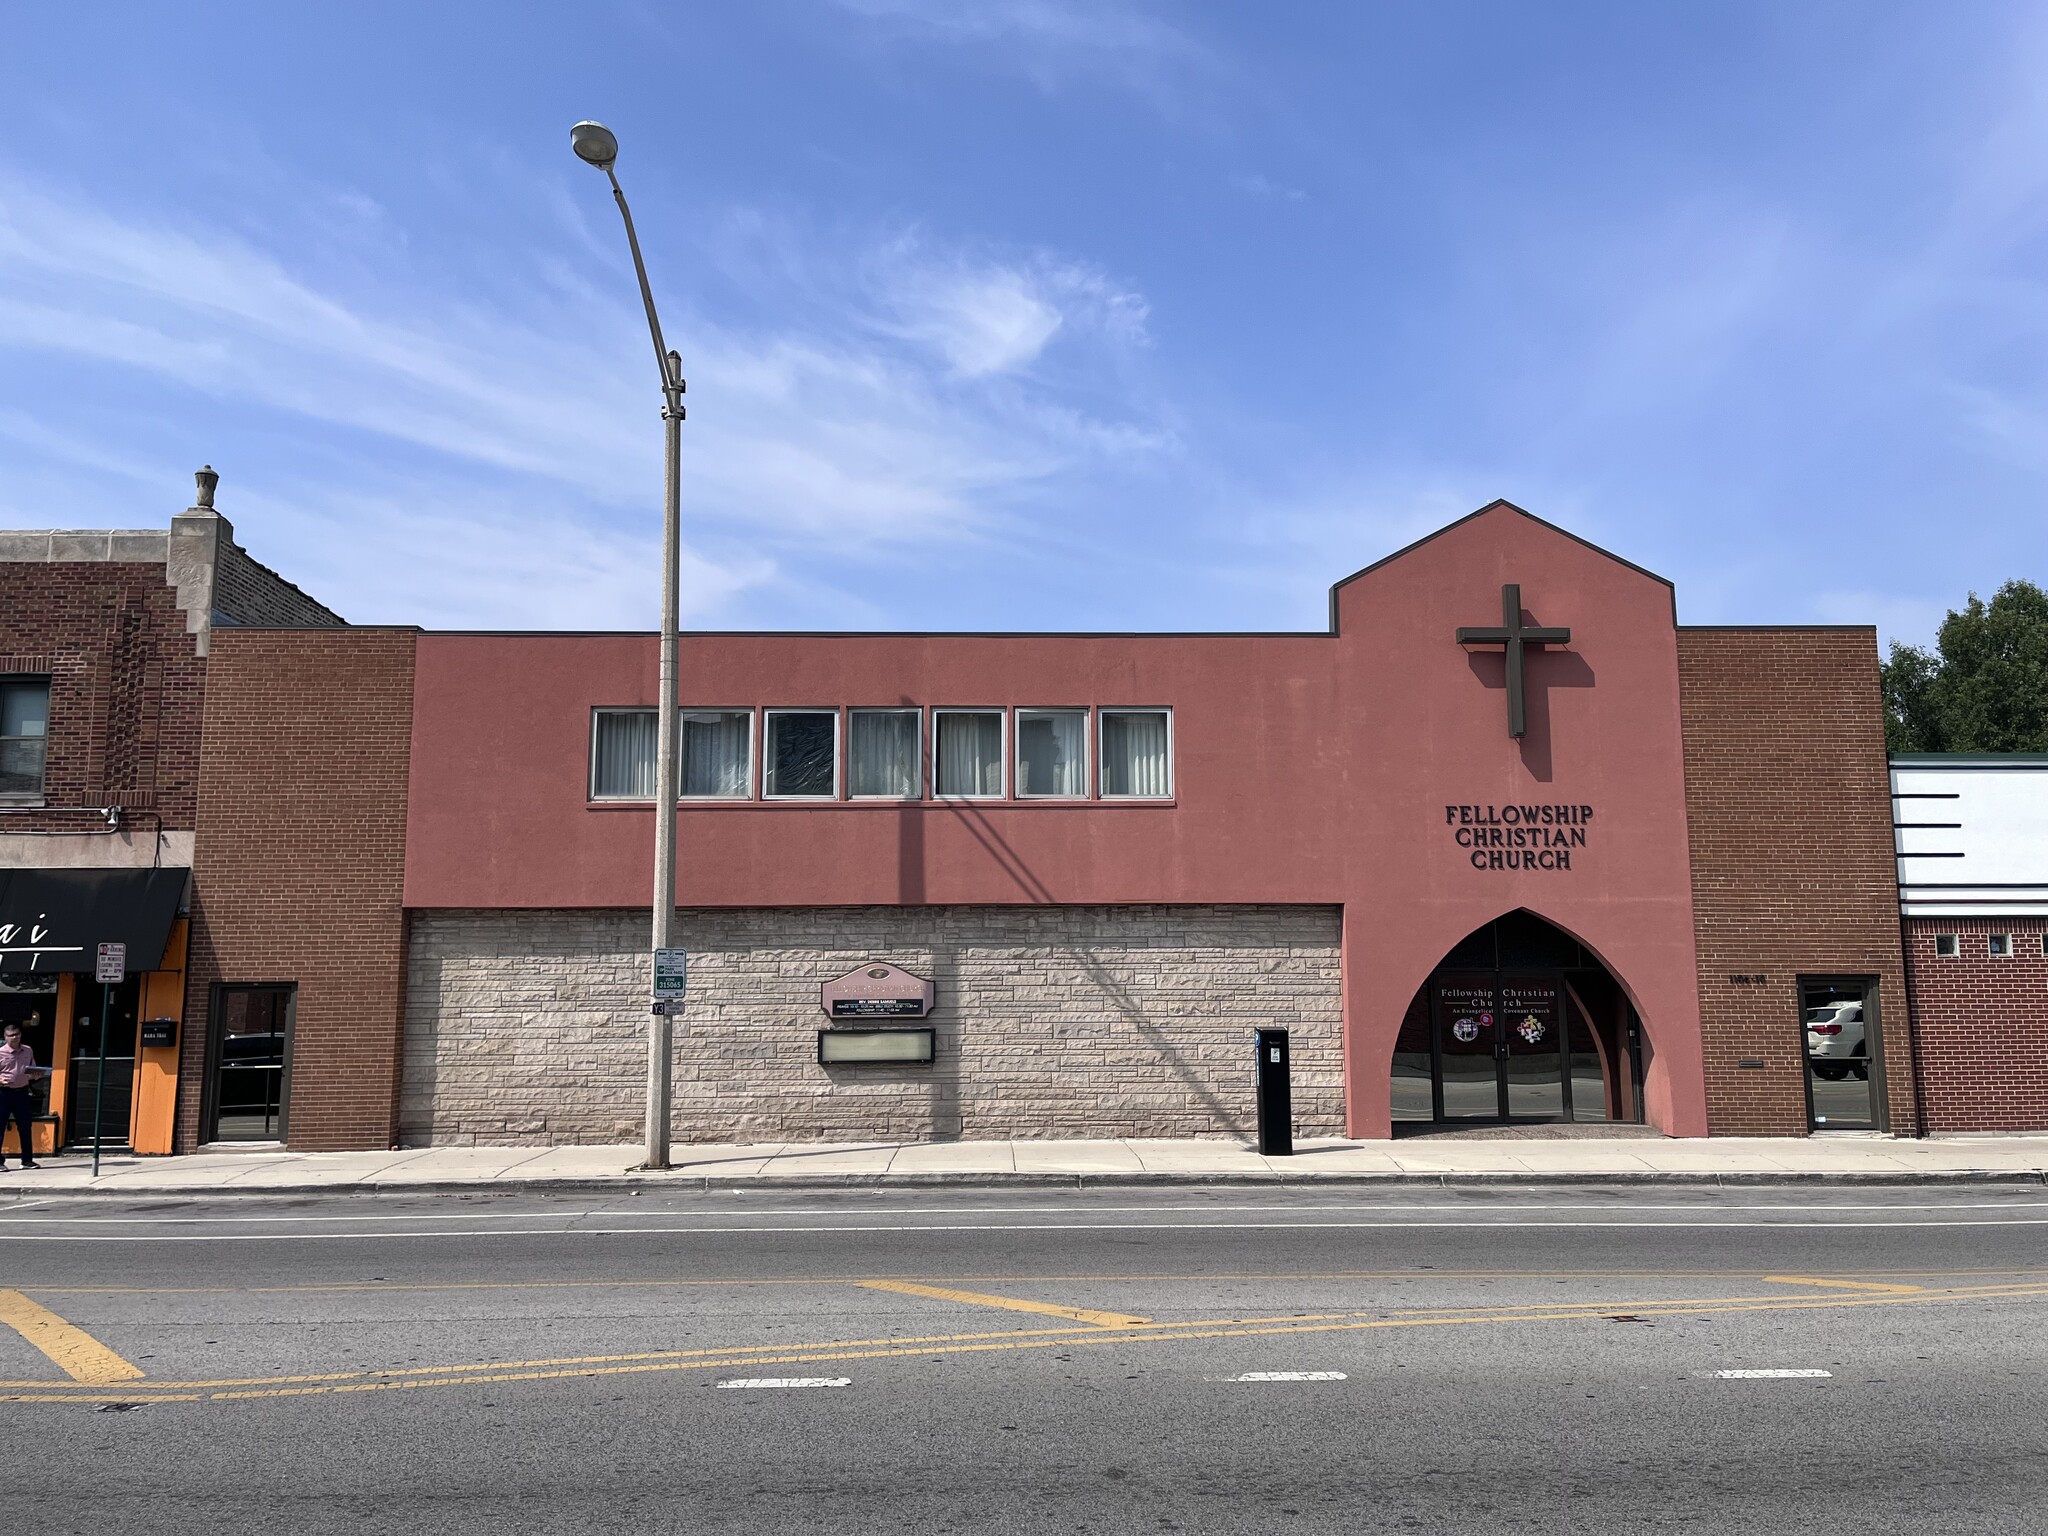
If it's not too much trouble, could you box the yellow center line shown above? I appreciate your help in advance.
[24,1266,2048,1296]
[1762,1275,1927,1294]
[858,1278,1151,1328]
[9,1280,2048,1401]
[0,1289,144,1385]
[0,1312,1352,1392]
[10,1279,2047,1406]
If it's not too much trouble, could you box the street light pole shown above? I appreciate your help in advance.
[573,120,683,1170]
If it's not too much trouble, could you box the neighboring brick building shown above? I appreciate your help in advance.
[175,628,413,1153]
[1893,756,2048,1133]
[1677,630,1915,1135]
[1,468,341,1158]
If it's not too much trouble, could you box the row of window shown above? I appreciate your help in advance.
[1932,933,2044,958]
[0,679,50,800]
[590,706,1174,803]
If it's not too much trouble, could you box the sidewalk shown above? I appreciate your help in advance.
[7,1133,2048,1194]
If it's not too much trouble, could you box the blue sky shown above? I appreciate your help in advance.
[2,2,2044,642]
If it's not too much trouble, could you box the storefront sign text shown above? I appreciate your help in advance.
[1444,803,1593,871]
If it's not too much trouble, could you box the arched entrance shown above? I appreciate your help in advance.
[1390,911,1645,1125]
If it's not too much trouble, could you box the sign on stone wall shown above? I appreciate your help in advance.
[821,963,934,1019]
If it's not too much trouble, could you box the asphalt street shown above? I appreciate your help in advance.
[3,1183,2046,1533]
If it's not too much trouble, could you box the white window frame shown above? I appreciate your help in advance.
[678,708,757,801]
[1097,706,1174,800]
[1014,708,1090,799]
[1989,933,2013,957]
[932,708,1006,800]
[762,707,841,801]
[0,676,51,804]
[589,706,658,802]
[847,708,923,800]
[1934,933,1959,958]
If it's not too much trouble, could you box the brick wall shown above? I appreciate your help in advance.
[402,904,1343,1145]
[0,561,206,833]
[1677,628,1914,1135]
[1906,917,2048,1132]
[180,628,417,1151]
[212,539,344,628]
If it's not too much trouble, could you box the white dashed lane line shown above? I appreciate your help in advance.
[714,1377,852,1389]
[1715,1369,1833,1379]
[1228,1371,1349,1382]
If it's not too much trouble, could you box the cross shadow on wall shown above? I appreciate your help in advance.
[916,797,1245,1137]
[1464,648,1596,782]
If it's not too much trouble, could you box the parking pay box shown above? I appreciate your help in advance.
[1254,1027,1292,1157]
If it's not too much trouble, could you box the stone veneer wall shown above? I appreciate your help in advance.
[402,905,1343,1146]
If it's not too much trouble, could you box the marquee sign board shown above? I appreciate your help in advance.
[821,963,934,1019]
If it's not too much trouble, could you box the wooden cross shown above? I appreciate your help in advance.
[1455,583,1570,738]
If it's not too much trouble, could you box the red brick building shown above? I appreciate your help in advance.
[1892,755,2048,1133]
[1,469,341,1157]
[171,500,2010,1153]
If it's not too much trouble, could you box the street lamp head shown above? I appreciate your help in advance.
[570,121,619,171]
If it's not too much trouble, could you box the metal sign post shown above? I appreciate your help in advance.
[92,942,125,1178]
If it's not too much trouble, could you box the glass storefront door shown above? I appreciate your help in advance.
[1802,979,1878,1130]
[66,977,141,1149]
[1433,972,1502,1119]
[1499,976,1565,1119]
[1430,972,1572,1121]
[210,985,293,1142]
[1396,914,1639,1127]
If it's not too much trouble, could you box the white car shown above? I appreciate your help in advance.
[1805,1001,1867,1080]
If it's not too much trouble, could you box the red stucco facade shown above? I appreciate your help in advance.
[403,504,1718,1137]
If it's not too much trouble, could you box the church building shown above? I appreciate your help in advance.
[172,500,1971,1150]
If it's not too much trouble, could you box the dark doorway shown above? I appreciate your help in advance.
[1392,911,1644,1126]
[66,976,141,1149]
[209,984,295,1143]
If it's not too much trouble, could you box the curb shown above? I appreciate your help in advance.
[7,1167,2047,1198]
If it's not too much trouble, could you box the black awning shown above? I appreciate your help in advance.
[0,868,189,975]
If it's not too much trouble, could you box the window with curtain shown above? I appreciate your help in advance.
[1101,709,1171,797]
[590,709,658,799]
[1016,709,1086,797]
[765,710,837,797]
[935,710,1003,797]
[849,710,920,798]
[681,710,752,798]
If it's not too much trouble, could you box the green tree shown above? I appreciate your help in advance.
[1883,579,2048,752]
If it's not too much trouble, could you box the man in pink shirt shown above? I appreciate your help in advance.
[0,1021,52,1169]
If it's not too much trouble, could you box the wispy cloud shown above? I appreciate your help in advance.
[0,171,1170,627]
[831,0,1217,104]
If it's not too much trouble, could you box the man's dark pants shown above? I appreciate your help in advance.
[0,1086,37,1164]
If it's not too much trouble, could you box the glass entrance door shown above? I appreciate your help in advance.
[1432,972,1501,1119]
[1430,970,1571,1121]
[1499,975,1565,1118]
[211,985,293,1142]
[1802,979,1878,1130]
[67,977,141,1149]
